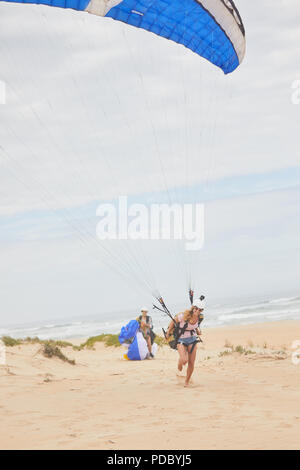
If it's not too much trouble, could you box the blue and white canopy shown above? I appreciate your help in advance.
[2,0,246,73]
[119,320,158,360]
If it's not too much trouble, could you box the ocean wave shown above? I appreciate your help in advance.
[218,308,294,323]
[214,296,300,318]
[2,295,299,340]
[269,296,300,304]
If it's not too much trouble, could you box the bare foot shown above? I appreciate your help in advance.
[176,375,185,380]
[184,381,189,388]
[178,359,183,372]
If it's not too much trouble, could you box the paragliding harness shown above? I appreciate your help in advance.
[162,320,188,351]
[153,294,204,353]
[174,313,204,354]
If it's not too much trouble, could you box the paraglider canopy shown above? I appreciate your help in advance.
[2,0,245,73]
[0,0,246,314]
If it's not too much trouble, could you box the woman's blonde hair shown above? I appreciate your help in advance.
[176,308,194,323]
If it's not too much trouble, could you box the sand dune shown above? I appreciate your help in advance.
[1,320,300,450]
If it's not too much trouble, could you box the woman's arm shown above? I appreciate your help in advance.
[166,318,178,338]
[136,316,146,331]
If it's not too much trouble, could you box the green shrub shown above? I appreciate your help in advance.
[224,339,233,349]
[1,336,22,347]
[234,345,255,355]
[79,334,121,349]
[219,350,233,357]
[154,335,167,347]
[235,345,246,354]
[42,342,75,365]
[103,335,121,348]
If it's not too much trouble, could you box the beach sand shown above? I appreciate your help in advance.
[0,320,300,450]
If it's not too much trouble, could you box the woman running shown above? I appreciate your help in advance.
[166,300,204,387]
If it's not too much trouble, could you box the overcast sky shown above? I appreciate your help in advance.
[0,0,300,325]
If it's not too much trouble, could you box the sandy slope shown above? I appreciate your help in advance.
[0,320,300,450]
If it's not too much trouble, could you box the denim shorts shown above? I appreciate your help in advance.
[177,336,197,346]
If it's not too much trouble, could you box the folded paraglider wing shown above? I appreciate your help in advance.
[119,320,158,360]
[127,331,149,360]
[2,0,245,73]
[118,319,139,343]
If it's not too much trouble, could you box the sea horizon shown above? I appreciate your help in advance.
[1,293,299,341]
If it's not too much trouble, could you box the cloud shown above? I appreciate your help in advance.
[1,185,299,324]
[0,1,299,324]
[0,1,300,215]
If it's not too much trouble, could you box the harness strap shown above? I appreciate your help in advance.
[176,321,189,339]
[189,340,198,354]
[182,338,201,354]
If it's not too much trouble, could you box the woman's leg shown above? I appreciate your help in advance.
[146,336,152,354]
[177,343,188,371]
[184,343,197,387]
